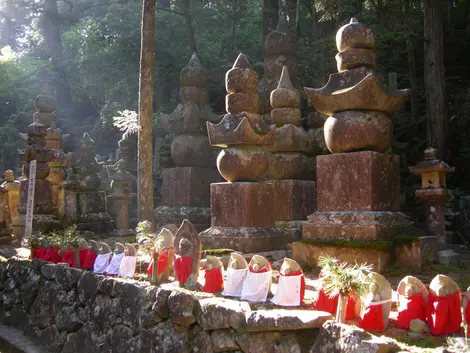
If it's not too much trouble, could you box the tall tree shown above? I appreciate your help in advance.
[137,0,156,224]
[424,0,449,160]
[403,0,418,122]
[262,0,278,53]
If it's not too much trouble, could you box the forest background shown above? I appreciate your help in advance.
[1,0,470,226]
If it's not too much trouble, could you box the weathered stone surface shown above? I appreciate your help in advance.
[118,282,146,328]
[265,18,297,57]
[77,271,98,305]
[266,152,311,180]
[211,329,239,352]
[235,332,301,353]
[55,265,82,291]
[35,95,57,112]
[304,211,413,241]
[141,320,188,353]
[193,327,214,353]
[310,320,400,353]
[30,281,67,329]
[154,205,211,231]
[324,111,392,153]
[217,147,270,182]
[171,133,217,168]
[226,93,258,114]
[168,290,197,326]
[56,306,83,333]
[316,152,400,212]
[161,102,219,134]
[180,52,208,87]
[161,167,221,207]
[336,18,376,52]
[270,180,316,221]
[271,108,301,127]
[244,310,333,332]
[266,124,320,155]
[264,55,298,79]
[420,236,438,264]
[292,241,392,273]
[226,69,258,94]
[198,297,251,331]
[394,240,421,270]
[270,68,300,109]
[336,48,376,72]
[179,86,208,104]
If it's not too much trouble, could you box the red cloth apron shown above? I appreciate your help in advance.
[174,255,192,285]
[36,247,47,260]
[346,296,357,319]
[82,250,97,269]
[316,289,339,315]
[146,247,173,276]
[44,247,61,263]
[61,249,76,267]
[396,292,426,329]
[203,266,224,293]
[248,261,272,273]
[282,269,306,303]
[359,302,385,332]
[464,294,470,325]
[426,291,462,336]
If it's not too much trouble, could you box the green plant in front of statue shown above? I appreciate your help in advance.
[318,255,373,323]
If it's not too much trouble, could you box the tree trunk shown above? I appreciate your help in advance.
[424,0,449,161]
[336,295,348,323]
[1,0,17,49]
[231,0,238,55]
[403,0,419,122]
[42,0,73,109]
[137,0,156,225]
[262,0,278,54]
[181,0,197,53]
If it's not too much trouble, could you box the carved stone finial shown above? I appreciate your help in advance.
[232,53,251,69]
[424,147,438,160]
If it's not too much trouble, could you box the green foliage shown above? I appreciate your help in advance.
[201,248,235,256]
[392,235,420,246]
[29,225,84,249]
[317,255,373,298]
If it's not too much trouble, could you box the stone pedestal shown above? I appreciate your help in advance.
[155,167,222,230]
[76,191,112,233]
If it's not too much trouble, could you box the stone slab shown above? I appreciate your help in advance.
[292,241,392,273]
[154,205,211,231]
[199,226,286,253]
[303,211,413,241]
[268,180,316,221]
[197,297,251,331]
[210,182,276,228]
[275,220,306,243]
[316,151,400,212]
[437,249,459,265]
[161,167,221,207]
[77,191,107,214]
[394,241,421,270]
[243,310,333,332]
[420,236,438,264]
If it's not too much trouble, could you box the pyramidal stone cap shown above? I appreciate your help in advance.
[180,52,208,87]
[270,66,300,109]
[336,18,376,52]
[226,53,258,94]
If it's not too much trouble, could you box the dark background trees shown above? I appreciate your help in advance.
[1,0,470,196]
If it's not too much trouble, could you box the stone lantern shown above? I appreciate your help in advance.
[410,147,455,250]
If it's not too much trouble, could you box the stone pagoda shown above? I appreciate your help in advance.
[60,133,113,233]
[259,17,298,125]
[155,53,222,231]
[13,121,60,240]
[295,18,413,272]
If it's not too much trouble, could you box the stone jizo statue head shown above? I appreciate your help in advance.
[179,238,193,256]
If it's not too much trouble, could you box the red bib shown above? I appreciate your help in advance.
[82,250,97,269]
[44,248,61,263]
[249,262,272,274]
[426,291,462,336]
[61,249,76,267]
[203,266,223,293]
[464,295,470,325]
[174,255,192,285]
[359,303,384,332]
[346,296,357,319]
[316,289,338,315]
[396,292,426,329]
[147,247,173,276]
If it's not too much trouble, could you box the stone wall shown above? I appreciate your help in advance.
[0,257,330,353]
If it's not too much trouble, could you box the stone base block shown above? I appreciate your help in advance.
[292,241,392,273]
[76,220,113,234]
[437,249,459,265]
[316,151,400,212]
[199,227,287,253]
[275,220,306,243]
[162,167,221,207]
[19,179,54,214]
[12,214,61,238]
[211,182,276,227]
[154,205,211,232]
[303,211,413,241]
[269,180,316,221]
[78,191,108,214]
[394,236,439,270]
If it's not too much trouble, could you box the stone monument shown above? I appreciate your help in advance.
[155,53,222,231]
[13,121,60,240]
[60,133,113,233]
[295,18,412,272]
[1,170,19,229]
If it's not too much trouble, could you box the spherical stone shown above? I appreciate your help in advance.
[34,95,57,112]
[271,108,301,127]
[179,86,208,104]
[171,133,216,168]
[264,55,297,78]
[336,18,376,52]
[270,88,300,109]
[266,152,311,180]
[217,146,269,182]
[27,121,47,137]
[226,93,258,114]
[409,319,427,334]
[226,68,258,94]
[336,48,376,72]
[33,112,55,128]
[324,110,392,153]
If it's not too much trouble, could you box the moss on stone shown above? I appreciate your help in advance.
[202,248,235,256]
[298,239,392,252]
[392,235,420,246]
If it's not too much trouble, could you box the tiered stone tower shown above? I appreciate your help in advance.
[13,121,60,239]
[296,19,412,272]
[200,54,284,252]
[155,53,221,230]
[259,17,298,125]
[60,133,113,233]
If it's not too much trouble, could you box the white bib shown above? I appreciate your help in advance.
[119,256,137,278]
[222,267,247,297]
[93,253,111,274]
[271,274,302,306]
[105,252,125,275]
[241,270,272,302]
